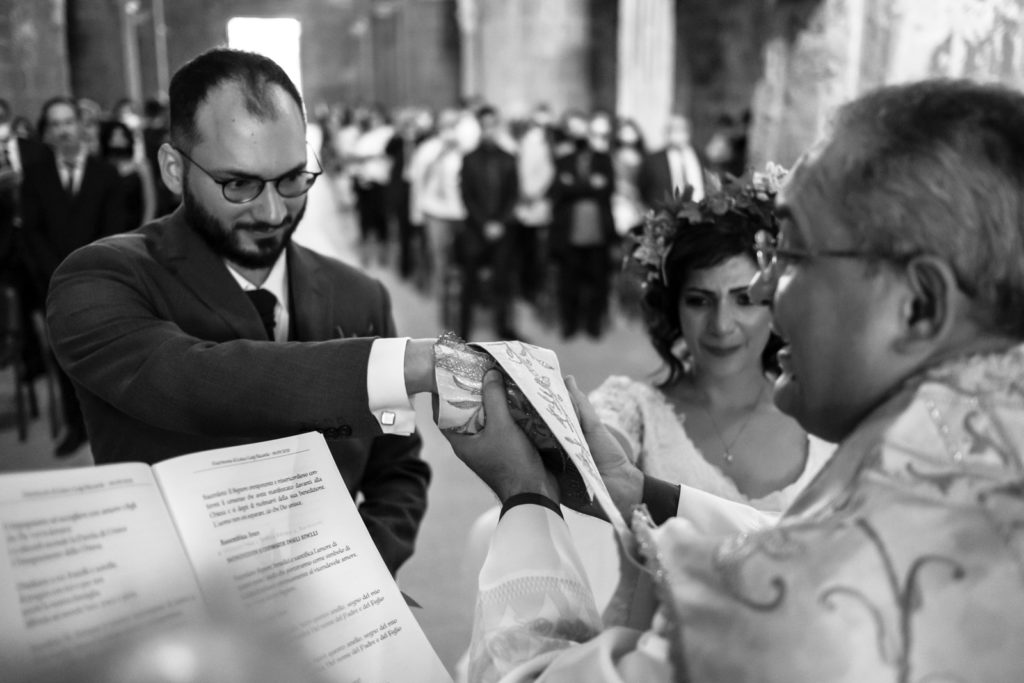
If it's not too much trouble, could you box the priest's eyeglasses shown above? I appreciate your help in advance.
[753,229,881,276]
[175,146,323,204]
[754,229,975,296]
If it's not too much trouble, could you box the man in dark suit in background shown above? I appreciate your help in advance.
[46,49,433,575]
[459,105,520,340]
[549,112,617,339]
[22,96,124,456]
[638,113,708,210]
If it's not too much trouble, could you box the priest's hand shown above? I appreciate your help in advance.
[444,370,559,504]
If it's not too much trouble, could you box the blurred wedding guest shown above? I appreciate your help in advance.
[459,105,520,340]
[446,78,1024,683]
[553,109,589,158]
[513,104,556,304]
[730,109,751,177]
[408,108,466,301]
[704,113,737,177]
[704,110,752,179]
[549,112,617,339]
[610,117,647,238]
[638,113,707,210]
[25,95,124,458]
[111,97,146,161]
[99,120,157,232]
[455,97,483,152]
[141,97,179,217]
[351,105,394,267]
[11,115,36,141]
[331,105,361,211]
[46,49,434,575]
[403,108,436,287]
[313,101,340,175]
[385,108,427,281]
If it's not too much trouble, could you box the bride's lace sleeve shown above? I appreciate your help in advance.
[588,376,644,462]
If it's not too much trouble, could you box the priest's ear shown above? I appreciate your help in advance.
[897,255,960,350]
[157,142,185,196]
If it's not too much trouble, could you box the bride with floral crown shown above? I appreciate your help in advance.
[589,164,833,519]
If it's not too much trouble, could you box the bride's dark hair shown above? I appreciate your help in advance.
[627,170,786,386]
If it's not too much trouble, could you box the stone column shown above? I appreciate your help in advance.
[617,0,675,148]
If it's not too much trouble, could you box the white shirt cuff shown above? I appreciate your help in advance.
[367,337,416,435]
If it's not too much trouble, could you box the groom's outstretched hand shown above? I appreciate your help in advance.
[444,370,560,504]
[564,376,644,521]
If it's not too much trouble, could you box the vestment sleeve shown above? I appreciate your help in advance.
[470,505,673,683]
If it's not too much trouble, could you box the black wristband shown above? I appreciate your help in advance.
[500,492,563,519]
[642,475,681,526]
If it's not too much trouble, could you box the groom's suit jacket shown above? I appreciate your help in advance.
[46,208,430,573]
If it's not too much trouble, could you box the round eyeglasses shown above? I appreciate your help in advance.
[175,146,322,204]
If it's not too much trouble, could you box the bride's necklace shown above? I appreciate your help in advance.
[699,382,768,464]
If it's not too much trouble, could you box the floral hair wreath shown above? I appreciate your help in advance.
[628,162,789,287]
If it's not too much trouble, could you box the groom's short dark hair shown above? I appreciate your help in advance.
[169,48,304,150]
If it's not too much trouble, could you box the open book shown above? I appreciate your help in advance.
[0,432,452,683]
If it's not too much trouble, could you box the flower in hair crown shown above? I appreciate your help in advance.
[628,162,788,286]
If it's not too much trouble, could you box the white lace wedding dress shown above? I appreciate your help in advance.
[590,375,834,513]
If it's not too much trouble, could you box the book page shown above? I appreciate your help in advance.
[152,432,451,683]
[0,463,205,675]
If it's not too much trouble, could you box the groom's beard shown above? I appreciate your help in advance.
[183,175,306,269]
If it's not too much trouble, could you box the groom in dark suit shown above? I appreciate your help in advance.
[46,49,433,575]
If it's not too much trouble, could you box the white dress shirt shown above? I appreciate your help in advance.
[226,254,416,435]
[4,136,22,174]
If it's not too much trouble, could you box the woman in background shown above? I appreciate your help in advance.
[99,120,156,233]
[611,118,647,238]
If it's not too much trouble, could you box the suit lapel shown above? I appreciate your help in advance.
[288,245,379,341]
[287,245,331,341]
[155,209,267,340]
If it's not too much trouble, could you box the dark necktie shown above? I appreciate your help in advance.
[245,289,277,340]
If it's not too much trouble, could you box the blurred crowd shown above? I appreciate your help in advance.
[313,100,750,341]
